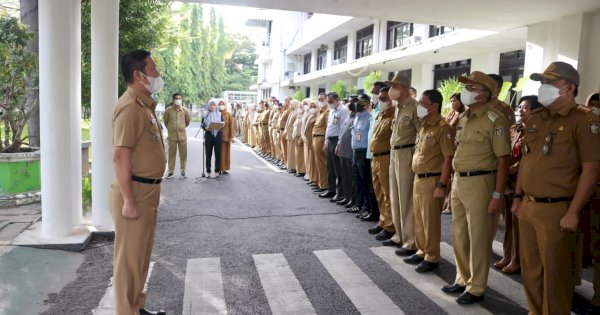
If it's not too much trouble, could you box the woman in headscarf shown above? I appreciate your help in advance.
[219,100,235,174]
[202,100,224,177]
[302,99,319,187]
[293,99,306,177]
[442,93,466,214]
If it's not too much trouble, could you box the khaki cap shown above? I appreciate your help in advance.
[386,72,411,87]
[458,71,498,95]
[530,61,580,86]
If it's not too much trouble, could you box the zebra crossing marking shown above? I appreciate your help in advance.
[314,249,405,315]
[253,253,316,315]
[182,257,227,315]
[371,247,492,315]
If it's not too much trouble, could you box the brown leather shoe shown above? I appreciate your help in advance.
[502,263,521,274]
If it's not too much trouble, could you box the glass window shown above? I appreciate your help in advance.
[386,21,414,50]
[333,37,347,64]
[303,53,311,75]
[429,25,454,38]
[317,48,327,70]
[356,25,374,59]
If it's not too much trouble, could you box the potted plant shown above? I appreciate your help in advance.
[0,15,40,206]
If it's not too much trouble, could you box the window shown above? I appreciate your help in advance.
[356,25,374,59]
[429,25,454,38]
[317,48,327,70]
[333,37,347,64]
[305,87,311,98]
[433,59,471,89]
[303,53,312,74]
[386,21,414,50]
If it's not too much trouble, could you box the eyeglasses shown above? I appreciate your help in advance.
[465,85,484,92]
[543,131,556,155]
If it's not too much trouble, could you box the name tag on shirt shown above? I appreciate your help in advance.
[356,133,362,141]
[333,114,339,125]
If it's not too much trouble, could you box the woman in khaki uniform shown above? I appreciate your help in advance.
[311,95,330,191]
[219,100,235,174]
[303,100,318,185]
[293,102,306,176]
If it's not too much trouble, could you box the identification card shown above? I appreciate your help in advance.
[333,114,339,125]
[356,133,362,141]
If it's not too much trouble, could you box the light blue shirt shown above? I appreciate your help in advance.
[351,111,371,150]
[325,102,349,138]
[366,106,381,159]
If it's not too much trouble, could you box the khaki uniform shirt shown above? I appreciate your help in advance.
[370,107,395,154]
[260,108,271,126]
[312,107,330,136]
[286,110,298,141]
[390,98,419,147]
[412,116,456,174]
[521,100,600,198]
[270,109,281,129]
[491,99,516,124]
[253,110,262,126]
[112,87,166,179]
[221,111,234,141]
[163,105,190,141]
[453,102,511,172]
[302,112,317,147]
[278,108,291,131]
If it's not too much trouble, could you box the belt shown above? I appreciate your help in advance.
[416,172,441,179]
[372,151,390,157]
[261,123,268,126]
[526,195,573,203]
[132,175,162,184]
[327,136,339,141]
[393,143,415,150]
[457,170,496,177]
[353,148,367,152]
[313,134,325,137]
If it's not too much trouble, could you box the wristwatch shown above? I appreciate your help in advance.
[436,182,447,189]
[491,191,502,200]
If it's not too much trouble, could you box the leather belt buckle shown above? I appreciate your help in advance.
[527,195,536,202]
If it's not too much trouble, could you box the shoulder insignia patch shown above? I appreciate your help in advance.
[487,111,499,122]
[591,123,600,134]
[495,127,504,136]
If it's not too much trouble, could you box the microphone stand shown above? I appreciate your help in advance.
[194,124,208,183]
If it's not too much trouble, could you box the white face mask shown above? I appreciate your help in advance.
[309,108,318,114]
[219,105,226,111]
[379,101,390,111]
[460,88,481,107]
[272,105,279,110]
[371,94,379,104]
[416,103,429,119]
[317,101,326,109]
[537,84,566,107]
[592,107,600,116]
[303,105,309,111]
[141,73,164,94]
[174,99,182,106]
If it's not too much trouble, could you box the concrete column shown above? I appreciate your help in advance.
[411,64,434,97]
[573,12,600,104]
[39,0,81,237]
[372,20,380,54]
[378,20,388,52]
[470,52,500,74]
[347,32,356,62]
[91,0,119,228]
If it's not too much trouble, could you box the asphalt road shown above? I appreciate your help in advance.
[36,122,593,315]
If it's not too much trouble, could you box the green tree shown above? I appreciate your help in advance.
[222,34,257,91]
[331,80,348,98]
[363,70,381,96]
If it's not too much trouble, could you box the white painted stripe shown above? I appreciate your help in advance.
[239,140,286,173]
[93,262,155,315]
[492,240,595,301]
[253,253,316,315]
[182,257,227,315]
[314,249,404,315]
[440,243,528,308]
[0,245,14,258]
[371,247,492,315]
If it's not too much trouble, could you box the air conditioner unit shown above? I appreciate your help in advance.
[332,59,340,66]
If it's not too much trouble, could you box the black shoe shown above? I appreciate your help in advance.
[442,283,466,294]
[165,172,174,179]
[382,239,399,247]
[319,191,335,198]
[295,173,305,177]
[375,230,394,241]
[139,309,166,315]
[330,195,343,202]
[221,171,229,175]
[404,254,425,265]
[302,178,310,181]
[356,210,367,218]
[344,200,355,208]
[308,182,317,186]
[456,292,484,304]
[415,261,439,273]
[368,225,383,235]
[336,198,348,205]
[288,169,297,174]
[362,212,378,221]
[395,248,417,257]
[346,206,360,213]
[313,188,326,193]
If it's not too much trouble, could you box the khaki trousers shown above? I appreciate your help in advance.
[372,154,395,233]
[295,141,305,173]
[591,197,600,307]
[221,140,231,171]
[413,176,442,263]
[167,139,187,174]
[312,136,328,189]
[451,172,495,296]
[287,139,296,170]
[271,130,280,160]
[261,126,271,154]
[281,133,288,163]
[109,181,160,315]
[389,148,416,248]
[304,141,313,181]
[519,199,577,315]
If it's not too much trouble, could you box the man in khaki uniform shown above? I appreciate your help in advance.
[511,62,600,315]
[293,102,306,177]
[441,71,510,305]
[403,89,455,273]
[367,88,396,240]
[278,97,292,168]
[386,72,420,254]
[110,50,166,315]
[163,93,190,179]
[259,102,272,156]
[303,100,319,185]
[270,100,282,163]
[286,100,300,173]
[311,94,330,192]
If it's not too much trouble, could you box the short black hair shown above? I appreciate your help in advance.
[591,93,600,101]
[380,86,390,93]
[487,73,504,89]
[423,89,443,113]
[518,95,543,111]
[173,93,182,99]
[327,92,339,99]
[409,87,417,94]
[121,49,151,84]
[373,81,387,88]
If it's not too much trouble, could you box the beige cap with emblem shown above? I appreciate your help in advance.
[530,61,580,86]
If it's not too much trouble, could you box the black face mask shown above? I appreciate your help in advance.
[356,103,365,112]
[348,102,356,112]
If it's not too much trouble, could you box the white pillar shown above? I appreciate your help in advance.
[91,0,119,228]
[71,0,83,226]
[411,64,434,97]
[470,52,500,74]
[39,0,81,237]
